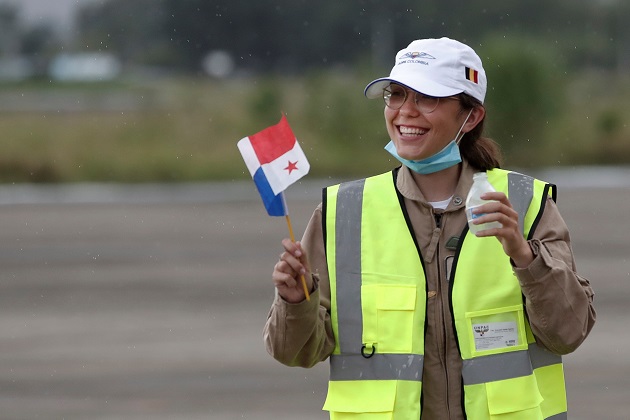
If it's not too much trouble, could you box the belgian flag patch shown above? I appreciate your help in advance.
[465,67,479,84]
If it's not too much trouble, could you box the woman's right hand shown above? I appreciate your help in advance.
[272,238,312,303]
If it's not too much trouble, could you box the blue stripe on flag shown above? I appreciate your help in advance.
[253,167,287,216]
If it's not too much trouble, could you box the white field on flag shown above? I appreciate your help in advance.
[237,136,310,196]
[262,140,310,195]
[237,137,261,177]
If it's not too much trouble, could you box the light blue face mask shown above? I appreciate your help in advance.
[385,110,473,175]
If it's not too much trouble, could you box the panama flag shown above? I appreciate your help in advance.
[237,115,310,216]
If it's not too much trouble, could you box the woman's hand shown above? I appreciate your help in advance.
[470,192,534,268]
[272,238,313,303]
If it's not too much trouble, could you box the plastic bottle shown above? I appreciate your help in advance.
[466,172,502,235]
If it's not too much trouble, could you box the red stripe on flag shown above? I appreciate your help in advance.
[248,115,296,165]
[473,69,478,84]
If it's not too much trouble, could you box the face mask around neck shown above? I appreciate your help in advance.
[384,109,473,175]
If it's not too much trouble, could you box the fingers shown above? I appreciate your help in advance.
[471,205,517,229]
[273,254,304,285]
[280,238,308,273]
[272,239,308,287]
[271,239,313,303]
[272,261,299,288]
[471,192,518,228]
[477,192,514,215]
[468,192,534,266]
[470,193,521,240]
[281,237,304,259]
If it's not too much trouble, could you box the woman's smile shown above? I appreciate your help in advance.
[398,125,429,138]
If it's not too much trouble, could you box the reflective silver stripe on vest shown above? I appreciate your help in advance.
[331,178,423,383]
[507,171,535,235]
[462,343,562,385]
[529,342,562,370]
[334,179,366,354]
[462,349,533,386]
[330,353,423,381]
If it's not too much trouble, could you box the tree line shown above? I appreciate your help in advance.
[74,0,627,74]
[1,0,627,76]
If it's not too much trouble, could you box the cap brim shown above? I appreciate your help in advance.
[364,76,463,99]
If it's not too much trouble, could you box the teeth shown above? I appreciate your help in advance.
[400,126,427,135]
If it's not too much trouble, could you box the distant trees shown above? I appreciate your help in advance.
[71,0,626,75]
[76,0,170,67]
[1,0,625,76]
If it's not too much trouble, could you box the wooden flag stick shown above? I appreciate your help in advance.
[285,214,311,301]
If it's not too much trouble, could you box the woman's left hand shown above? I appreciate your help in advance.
[470,191,534,268]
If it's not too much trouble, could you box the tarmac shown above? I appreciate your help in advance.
[0,174,628,419]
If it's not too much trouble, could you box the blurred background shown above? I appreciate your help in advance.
[0,1,629,419]
[0,0,628,181]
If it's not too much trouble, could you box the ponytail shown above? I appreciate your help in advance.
[457,94,503,171]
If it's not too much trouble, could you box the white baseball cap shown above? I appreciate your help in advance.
[364,37,487,104]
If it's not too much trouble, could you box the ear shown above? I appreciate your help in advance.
[462,105,485,133]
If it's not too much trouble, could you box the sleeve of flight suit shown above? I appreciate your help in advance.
[514,197,596,355]
[263,204,336,367]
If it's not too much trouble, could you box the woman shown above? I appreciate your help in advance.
[264,37,595,419]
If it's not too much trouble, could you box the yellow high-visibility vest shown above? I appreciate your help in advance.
[322,169,567,419]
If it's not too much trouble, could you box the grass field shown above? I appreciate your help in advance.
[0,70,628,183]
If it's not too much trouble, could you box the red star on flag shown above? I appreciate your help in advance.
[284,160,298,174]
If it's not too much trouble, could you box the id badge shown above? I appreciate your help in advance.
[465,305,528,356]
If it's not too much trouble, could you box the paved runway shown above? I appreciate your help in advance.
[0,179,628,419]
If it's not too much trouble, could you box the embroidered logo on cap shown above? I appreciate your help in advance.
[397,51,436,67]
[400,51,436,60]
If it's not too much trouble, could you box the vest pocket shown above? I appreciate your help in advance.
[323,380,396,419]
[363,284,417,353]
[486,375,544,419]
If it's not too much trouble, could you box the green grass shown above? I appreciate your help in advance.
[0,71,628,183]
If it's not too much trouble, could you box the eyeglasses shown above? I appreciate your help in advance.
[383,84,456,114]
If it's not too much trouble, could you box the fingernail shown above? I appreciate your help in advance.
[295,250,302,257]
[300,268,306,275]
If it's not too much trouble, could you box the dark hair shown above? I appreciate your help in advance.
[456,93,503,170]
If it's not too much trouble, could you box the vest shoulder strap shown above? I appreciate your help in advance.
[487,168,556,239]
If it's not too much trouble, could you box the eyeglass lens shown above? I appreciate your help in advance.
[383,84,440,113]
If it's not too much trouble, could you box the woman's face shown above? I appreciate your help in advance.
[384,85,481,161]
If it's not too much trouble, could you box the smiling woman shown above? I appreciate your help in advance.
[264,37,595,420]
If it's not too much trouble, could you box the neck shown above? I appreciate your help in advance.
[410,163,462,202]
